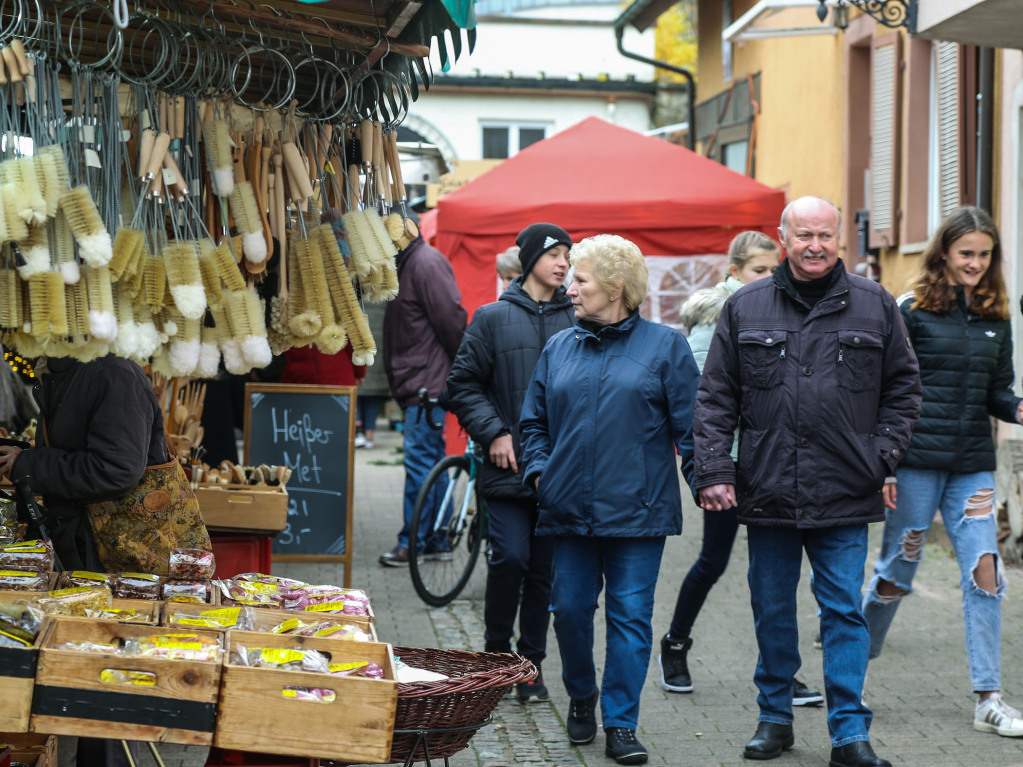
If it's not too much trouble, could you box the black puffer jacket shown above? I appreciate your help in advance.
[11,355,167,568]
[694,259,921,527]
[898,287,1021,472]
[447,278,574,500]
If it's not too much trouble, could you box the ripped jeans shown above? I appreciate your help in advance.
[862,468,1005,692]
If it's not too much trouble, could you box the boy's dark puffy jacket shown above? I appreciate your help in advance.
[898,286,1021,472]
[520,312,699,537]
[447,278,574,500]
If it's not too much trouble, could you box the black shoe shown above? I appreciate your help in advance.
[792,678,824,707]
[604,727,648,765]
[829,741,891,767]
[566,692,598,746]
[743,722,794,760]
[378,545,409,567]
[658,634,693,693]
[517,666,550,703]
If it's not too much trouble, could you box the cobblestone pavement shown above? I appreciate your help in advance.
[60,427,1023,766]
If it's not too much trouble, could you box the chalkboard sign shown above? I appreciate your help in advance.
[243,384,356,584]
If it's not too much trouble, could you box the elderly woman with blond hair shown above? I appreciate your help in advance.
[520,234,700,766]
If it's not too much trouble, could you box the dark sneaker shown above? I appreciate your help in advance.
[605,727,648,765]
[566,692,598,745]
[378,545,409,567]
[658,634,693,693]
[517,667,550,703]
[792,678,824,707]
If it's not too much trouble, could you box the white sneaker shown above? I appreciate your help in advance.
[363,439,374,449]
[975,694,1023,737]
[354,433,367,448]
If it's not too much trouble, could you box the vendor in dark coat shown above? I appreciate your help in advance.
[447,222,574,704]
[0,353,164,767]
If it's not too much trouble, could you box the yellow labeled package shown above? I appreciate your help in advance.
[101,669,157,686]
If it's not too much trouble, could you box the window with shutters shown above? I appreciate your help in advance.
[928,42,962,234]
[870,33,901,249]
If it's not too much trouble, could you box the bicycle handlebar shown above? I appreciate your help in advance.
[415,388,447,431]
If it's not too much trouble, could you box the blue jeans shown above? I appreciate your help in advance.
[357,395,387,433]
[551,536,665,731]
[484,499,554,665]
[669,507,740,639]
[397,405,449,549]
[863,468,1004,691]
[747,525,872,747]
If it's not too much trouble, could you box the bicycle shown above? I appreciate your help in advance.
[408,389,489,607]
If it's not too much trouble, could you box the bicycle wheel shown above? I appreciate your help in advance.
[409,455,484,607]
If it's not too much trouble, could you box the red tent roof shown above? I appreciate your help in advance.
[429,117,786,319]
[436,116,784,236]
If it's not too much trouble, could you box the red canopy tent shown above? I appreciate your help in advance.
[425,116,786,320]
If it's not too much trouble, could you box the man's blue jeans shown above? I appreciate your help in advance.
[863,468,1004,691]
[747,524,873,747]
[397,405,448,549]
[550,536,665,731]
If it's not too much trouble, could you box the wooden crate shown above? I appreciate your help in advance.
[0,615,44,732]
[0,733,57,767]
[161,603,378,641]
[215,631,397,762]
[197,485,288,534]
[30,618,222,745]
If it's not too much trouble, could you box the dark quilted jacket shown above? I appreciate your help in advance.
[447,278,575,500]
[694,260,921,527]
[897,287,1021,472]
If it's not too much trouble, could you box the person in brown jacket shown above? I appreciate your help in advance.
[379,231,467,565]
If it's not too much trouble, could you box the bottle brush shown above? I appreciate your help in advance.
[15,224,51,280]
[205,119,235,197]
[59,185,112,267]
[109,227,145,281]
[168,316,202,377]
[1,184,29,243]
[36,145,70,218]
[5,157,47,225]
[164,241,207,320]
[213,240,246,292]
[112,282,142,360]
[144,254,168,312]
[84,265,118,342]
[241,287,273,368]
[316,225,376,365]
[29,271,69,338]
[0,268,20,330]
[229,181,268,265]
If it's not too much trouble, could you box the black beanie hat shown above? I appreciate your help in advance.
[515,223,572,277]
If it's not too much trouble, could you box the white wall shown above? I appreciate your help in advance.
[408,92,652,163]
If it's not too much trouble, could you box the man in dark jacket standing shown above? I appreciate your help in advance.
[379,233,467,565]
[447,223,574,703]
[694,197,920,767]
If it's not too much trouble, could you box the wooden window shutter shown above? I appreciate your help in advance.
[934,41,962,216]
[870,33,902,249]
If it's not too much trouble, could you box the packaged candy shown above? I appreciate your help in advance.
[85,607,151,623]
[282,686,336,702]
[128,633,222,662]
[233,644,330,673]
[57,640,122,654]
[0,569,49,591]
[0,540,54,573]
[162,580,211,603]
[168,549,216,580]
[61,570,112,588]
[0,496,15,526]
[292,621,372,642]
[113,573,163,600]
[38,585,113,616]
[328,660,385,679]
[167,606,253,631]
[0,601,43,647]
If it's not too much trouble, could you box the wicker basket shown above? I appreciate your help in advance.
[388,647,536,763]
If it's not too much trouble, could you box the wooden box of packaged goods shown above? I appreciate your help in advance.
[29,618,223,745]
[0,608,45,732]
[0,733,57,767]
[214,631,397,762]
[196,484,288,534]
[161,602,378,641]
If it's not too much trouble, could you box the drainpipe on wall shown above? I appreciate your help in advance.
[976,47,994,213]
[613,22,696,151]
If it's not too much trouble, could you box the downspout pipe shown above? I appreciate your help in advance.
[976,47,994,213]
[613,22,696,151]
